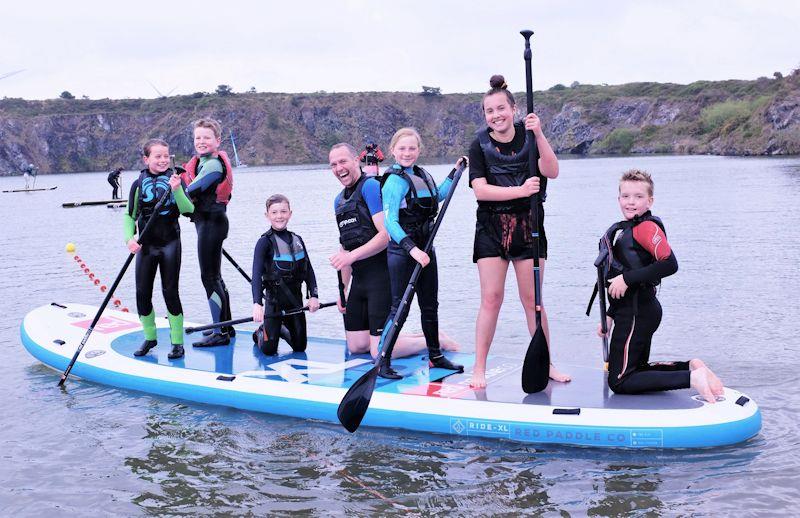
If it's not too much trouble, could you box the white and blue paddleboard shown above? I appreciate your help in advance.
[22,303,761,449]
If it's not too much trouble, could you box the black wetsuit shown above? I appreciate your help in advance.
[186,157,233,334]
[108,170,121,199]
[605,213,687,394]
[125,169,193,347]
[252,228,318,355]
[468,122,547,262]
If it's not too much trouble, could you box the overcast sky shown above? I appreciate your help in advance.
[1,0,798,100]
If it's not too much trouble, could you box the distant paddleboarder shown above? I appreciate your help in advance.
[23,163,36,189]
[108,167,123,199]
[358,139,384,176]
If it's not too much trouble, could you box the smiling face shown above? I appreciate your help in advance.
[266,201,292,230]
[143,144,171,174]
[618,180,654,220]
[329,146,361,188]
[193,127,221,156]
[483,92,516,135]
[391,135,420,168]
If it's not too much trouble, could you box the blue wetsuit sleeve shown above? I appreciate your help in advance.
[186,170,223,195]
[362,178,383,215]
[252,236,271,304]
[436,176,453,202]
[382,174,411,247]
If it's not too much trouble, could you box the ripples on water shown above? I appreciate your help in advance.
[1,155,798,515]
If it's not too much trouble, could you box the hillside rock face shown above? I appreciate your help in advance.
[1,74,799,174]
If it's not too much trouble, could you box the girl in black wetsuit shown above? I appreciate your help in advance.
[468,75,569,388]
[182,118,235,347]
[124,139,194,359]
[599,170,724,403]
[251,194,320,355]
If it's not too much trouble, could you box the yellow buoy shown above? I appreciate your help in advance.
[65,242,76,253]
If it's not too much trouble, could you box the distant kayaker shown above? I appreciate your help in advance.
[358,139,385,177]
[380,128,465,379]
[468,74,569,388]
[181,118,235,347]
[108,168,122,199]
[124,139,194,360]
[595,170,723,403]
[251,194,320,355]
[328,143,458,373]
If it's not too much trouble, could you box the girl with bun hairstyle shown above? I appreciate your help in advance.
[468,75,570,388]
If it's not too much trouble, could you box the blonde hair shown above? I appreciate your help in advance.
[620,169,654,196]
[389,127,423,154]
[192,118,222,139]
[265,193,290,210]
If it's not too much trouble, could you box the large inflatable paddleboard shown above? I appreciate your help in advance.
[21,303,761,449]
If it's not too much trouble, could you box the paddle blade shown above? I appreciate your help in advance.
[522,326,550,393]
[337,364,380,433]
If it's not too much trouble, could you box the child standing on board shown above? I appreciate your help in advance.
[252,194,320,355]
[468,75,569,388]
[125,139,194,360]
[598,170,723,403]
[181,118,235,348]
[380,127,466,379]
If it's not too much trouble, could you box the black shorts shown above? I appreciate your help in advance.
[473,209,547,262]
[344,258,392,336]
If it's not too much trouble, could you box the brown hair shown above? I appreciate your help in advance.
[330,142,358,158]
[142,138,169,157]
[192,117,222,139]
[483,74,516,109]
[265,193,291,210]
[389,127,422,153]
[620,169,654,196]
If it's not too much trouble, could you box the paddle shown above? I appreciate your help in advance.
[519,29,551,394]
[58,185,173,387]
[222,247,252,283]
[337,159,467,433]
[337,270,347,320]
[185,302,337,334]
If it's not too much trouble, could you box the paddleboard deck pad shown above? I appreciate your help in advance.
[21,303,761,448]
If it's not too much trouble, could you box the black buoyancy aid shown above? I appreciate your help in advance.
[335,175,378,251]
[587,211,665,314]
[386,165,439,228]
[477,126,547,212]
[136,169,180,243]
[262,229,308,285]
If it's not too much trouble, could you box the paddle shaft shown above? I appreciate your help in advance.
[522,29,544,328]
[376,162,467,363]
[596,265,610,362]
[58,188,172,386]
[185,302,337,334]
[222,248,252,283]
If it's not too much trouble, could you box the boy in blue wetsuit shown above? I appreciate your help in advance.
[252,194,320,355]
[597,170,724,403]
[381,127,466,378]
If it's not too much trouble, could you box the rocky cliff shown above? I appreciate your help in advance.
[1,72,799,174]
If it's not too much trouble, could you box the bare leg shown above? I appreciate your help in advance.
[401,331,460,351]
[345,330,371,354]
[512,259,571,382]
[470,257,509,388]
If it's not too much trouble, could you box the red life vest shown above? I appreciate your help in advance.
[181,149,234,204]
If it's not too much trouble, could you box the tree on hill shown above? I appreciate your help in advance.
[216,84,233,96]
[60,91,75,99]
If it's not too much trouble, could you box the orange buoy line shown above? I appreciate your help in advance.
[71,254,130,312]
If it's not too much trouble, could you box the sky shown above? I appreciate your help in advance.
[1,0,798,100]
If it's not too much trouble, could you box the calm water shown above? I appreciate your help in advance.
[1,155,798,516]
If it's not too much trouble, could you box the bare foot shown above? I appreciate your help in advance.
[689,358,707,371]
[439,331,460,352]
[549,364,571,383]
[469,368,486,389]
[706,368,725,396]
[691,367,716,403]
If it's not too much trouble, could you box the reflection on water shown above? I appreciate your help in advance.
[2,155,799,514]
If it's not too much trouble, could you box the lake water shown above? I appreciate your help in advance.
[1,155,798,515]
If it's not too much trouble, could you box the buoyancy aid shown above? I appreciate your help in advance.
[335,175,378,251]
[477,124,547,212]
[181,149,234,205]
[261,229,308,285]
[385,164,439,230]
[134,169,180,243]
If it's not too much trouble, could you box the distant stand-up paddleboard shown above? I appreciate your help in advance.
[2,186,57,193]
[107,202,127,208]
[22,303,762,449]
[62,199,121,208]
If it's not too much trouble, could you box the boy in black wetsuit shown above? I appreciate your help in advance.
[598,170,723,403]
[125,139,194,360]
[251,194,320,355]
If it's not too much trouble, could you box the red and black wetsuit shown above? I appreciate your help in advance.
[606,212,688,395]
